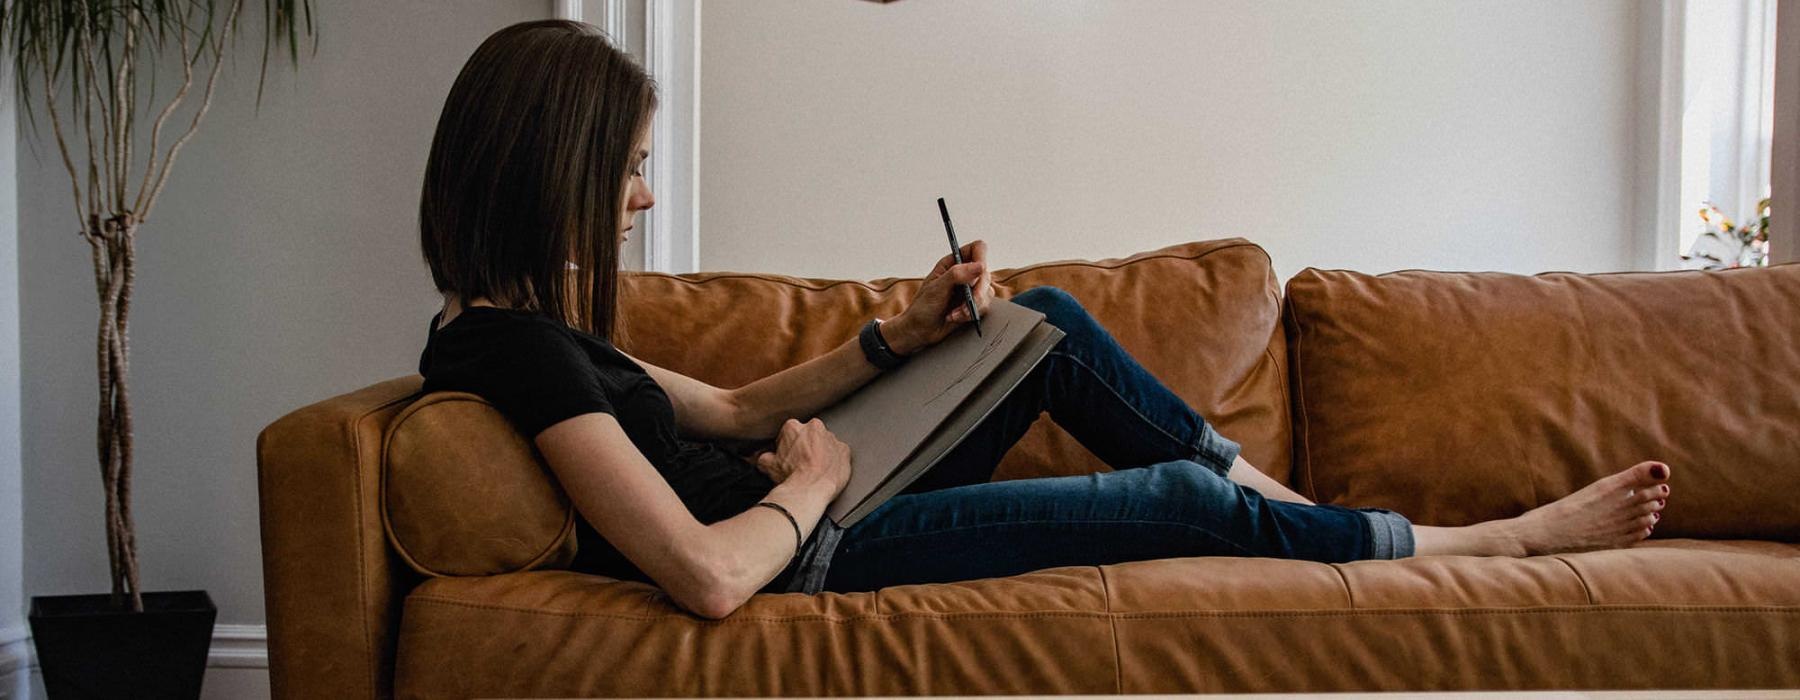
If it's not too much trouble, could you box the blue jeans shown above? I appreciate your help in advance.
[771,286,1414,594]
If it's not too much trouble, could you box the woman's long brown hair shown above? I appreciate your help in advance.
[419,19,656,341]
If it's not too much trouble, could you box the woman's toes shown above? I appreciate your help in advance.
[1632,483,1670,504]
[1635,461,1670,484]
[1603,461,1665,494]
[1526,462,1675,555]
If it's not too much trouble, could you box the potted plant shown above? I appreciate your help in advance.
[1682,197,1772,269]
[1,1,315,696]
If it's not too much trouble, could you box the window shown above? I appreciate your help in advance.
[1677,0,1778,268]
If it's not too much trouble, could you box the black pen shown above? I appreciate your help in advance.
[936,197,983,337]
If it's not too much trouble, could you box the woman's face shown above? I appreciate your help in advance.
[620,121,655,245]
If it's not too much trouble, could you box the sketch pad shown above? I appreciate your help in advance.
[820,298,1066,526]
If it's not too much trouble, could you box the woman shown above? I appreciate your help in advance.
[417,20,1671,619]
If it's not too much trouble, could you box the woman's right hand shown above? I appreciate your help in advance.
[752,418,851,493]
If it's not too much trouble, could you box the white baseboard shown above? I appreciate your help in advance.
[1,625,31,700]
[3,623,267,699]
[207,624,269,669]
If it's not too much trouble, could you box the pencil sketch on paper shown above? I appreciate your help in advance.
[923,318,1017,408]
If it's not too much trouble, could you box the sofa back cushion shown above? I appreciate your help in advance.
[1284,265,1800,539]
[619,238,1293,483]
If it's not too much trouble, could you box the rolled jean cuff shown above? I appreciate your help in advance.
[1189,422,1242,477]
[1360,508,1415,560]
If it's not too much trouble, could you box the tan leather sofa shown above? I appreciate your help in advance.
[257,239,1800,698]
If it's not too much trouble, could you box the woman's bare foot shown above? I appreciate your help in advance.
[1505,460,1671,555]
[1413,461,1671,557]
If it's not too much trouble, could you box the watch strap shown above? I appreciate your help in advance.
[858,318,909,370]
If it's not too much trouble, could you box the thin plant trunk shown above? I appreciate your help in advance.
[86,211,141,612]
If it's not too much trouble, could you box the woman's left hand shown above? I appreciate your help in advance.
[882,239,994,356]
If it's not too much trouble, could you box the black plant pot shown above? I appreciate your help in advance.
[28,590,216,699]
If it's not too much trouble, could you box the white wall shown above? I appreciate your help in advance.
[700,0,1650,281]
[15,2,547,697]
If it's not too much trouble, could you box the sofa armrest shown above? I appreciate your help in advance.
[258,376,425,700]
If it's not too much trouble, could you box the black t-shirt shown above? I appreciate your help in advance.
[417,305,775,583]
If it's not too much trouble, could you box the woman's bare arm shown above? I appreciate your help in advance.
[534,412,847,618]
[718,334,888,440]
[625,345,886,442]
[623,355,758,441]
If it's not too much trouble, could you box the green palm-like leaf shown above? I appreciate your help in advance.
[1,0,318,136]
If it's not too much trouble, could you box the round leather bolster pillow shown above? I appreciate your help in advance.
[381,391,577,577]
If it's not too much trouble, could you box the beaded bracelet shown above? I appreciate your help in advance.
[753,501,803,557]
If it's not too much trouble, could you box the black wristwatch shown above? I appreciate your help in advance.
[858,318,909,370]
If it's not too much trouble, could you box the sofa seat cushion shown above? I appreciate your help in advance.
[393,540,1800,696]
[1110,539,1800,692]
[394,567,1118,697]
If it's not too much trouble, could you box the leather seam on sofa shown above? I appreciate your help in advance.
[378,392,579,578]
[1298,262,1795,281]
[1550,556,1596,605]
[990,244,1274,283]
[1261,343,1289,451]
[1114,607,1800,618]
[404,595,1800,621]
[1097,566,1123,695]
[1281,291,1319,502]
[353,394,422,700]
[1261,277,1290,449]
[1330,564,1355,608]
[621,242,1270,294]
[405,596,1117,622]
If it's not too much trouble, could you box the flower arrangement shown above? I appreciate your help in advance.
[1682,197,1771,269]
